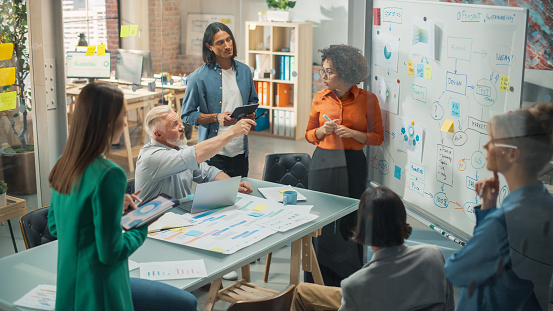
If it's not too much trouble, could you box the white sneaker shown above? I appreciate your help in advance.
[223,271,238,281]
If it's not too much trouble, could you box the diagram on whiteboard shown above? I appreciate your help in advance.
[369,0,527,235]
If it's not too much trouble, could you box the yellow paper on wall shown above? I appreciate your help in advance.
[85,45,96,56]
[500,76,510,92]
[97,44,106,56]
[424,65,432,79]
[0,67,16,86]
[407,62,414,75]
[120,25,129,37]
[0,43,14,61]
[440,118,454,132]
[0,91,17,111]
[129,25,138,36]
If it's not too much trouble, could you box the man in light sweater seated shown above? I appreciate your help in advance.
[135,105,255,202]
[292,186,454,311]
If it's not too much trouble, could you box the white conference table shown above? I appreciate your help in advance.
[0,178,359,310]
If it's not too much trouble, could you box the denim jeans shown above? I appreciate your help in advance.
[130,278,197,311]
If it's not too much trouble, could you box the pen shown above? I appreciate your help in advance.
[255,110,268,120]
[323,114,332,122]
[429,224,466,246]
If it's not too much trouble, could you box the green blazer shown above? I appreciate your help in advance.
[48,157,147,311]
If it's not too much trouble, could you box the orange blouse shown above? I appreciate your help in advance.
[305,85,384,150]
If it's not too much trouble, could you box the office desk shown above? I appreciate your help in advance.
[0,196,26,253]
[0,178,359,310]
[66,86,163,172]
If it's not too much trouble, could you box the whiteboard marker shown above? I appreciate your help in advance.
[429,224,465,246]
[323,114,332,122]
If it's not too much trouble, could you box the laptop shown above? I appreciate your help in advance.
[177,176,241,214]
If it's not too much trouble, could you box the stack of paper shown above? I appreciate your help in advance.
[148,212,192,233]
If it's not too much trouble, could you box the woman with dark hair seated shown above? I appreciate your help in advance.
[292,186,454,311]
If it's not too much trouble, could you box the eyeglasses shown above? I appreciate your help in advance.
[319,68,335,79]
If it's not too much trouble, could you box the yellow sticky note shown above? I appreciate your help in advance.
[96,44,106,56]
[120,25,129,37]
[209,248,226,253]
[129,25,138,36]
[0,43,14,61]
[253,204,269,212]
[424,65,432,79]
[440,118,454,132]
[0,91,17,111]
[500,75,510,92]
[407,62,414,75]
[0,67,15,87]
[85,45,96,56]
[249,24,256,30]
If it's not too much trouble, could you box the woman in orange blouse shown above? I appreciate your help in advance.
[305,44,384,286]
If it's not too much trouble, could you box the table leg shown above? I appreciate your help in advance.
[7,220,18,253]
[241,264,251,282]
[122,123,134,172]
[203,277,223,311]
[290,239,302,285]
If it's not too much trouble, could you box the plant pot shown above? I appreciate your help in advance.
[0,193,6,208]
[1,151,37,195]
[266,10,292,22]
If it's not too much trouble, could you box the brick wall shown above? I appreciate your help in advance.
[148,0,181,75]
[105,0,119,71]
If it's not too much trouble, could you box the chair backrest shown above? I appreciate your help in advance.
[19,206,57,249]
[227,285,296,311]
[262,153,311,188]
[126,178,135,194]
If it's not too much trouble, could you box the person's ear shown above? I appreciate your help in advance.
[205,42,212,51]
[154,130,162,137]
[506,148,521,163]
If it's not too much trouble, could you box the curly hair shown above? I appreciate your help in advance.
[319,44,368,85]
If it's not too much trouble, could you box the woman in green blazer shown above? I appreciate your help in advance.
[48,82,197,311]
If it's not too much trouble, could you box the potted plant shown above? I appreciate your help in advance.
[0,0,36,195]
[266,0,296,22]
[0,180,7,207]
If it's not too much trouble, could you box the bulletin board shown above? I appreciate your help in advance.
[367,0,528,236]
[185,13,235,56]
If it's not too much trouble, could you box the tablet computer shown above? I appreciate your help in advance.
[230,104,259,119]
[121,193,179,230]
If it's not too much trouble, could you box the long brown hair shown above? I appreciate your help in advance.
[49,82,124,194]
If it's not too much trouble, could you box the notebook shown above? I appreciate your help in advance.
[177,176,241,214]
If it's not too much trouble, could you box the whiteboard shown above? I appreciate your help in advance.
[368,0,528,236]
[185,13,236,56]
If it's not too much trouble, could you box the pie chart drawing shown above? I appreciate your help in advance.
[384,45,392,59]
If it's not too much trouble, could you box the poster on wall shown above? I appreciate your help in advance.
[185,13,235,57]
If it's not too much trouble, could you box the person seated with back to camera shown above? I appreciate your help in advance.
[291,186,454,311]
[135,105,255,202]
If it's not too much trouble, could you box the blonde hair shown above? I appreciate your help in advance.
[145,105,174,140]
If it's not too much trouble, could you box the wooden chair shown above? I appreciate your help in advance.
[19,206,57,249]
[226,284,295,311]
[261,153,311,282]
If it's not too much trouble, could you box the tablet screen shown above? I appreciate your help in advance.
[230,104,259,119]
[121,194,178,230]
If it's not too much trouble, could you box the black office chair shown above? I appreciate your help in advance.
[261,153,311,282]
[226,284,295,311]
[19,206,57,249]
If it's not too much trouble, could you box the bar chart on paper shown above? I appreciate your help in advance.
[139,260,208,281]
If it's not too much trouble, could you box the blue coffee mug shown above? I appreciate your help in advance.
[282,190,298,205]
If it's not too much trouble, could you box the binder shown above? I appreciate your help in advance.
[290,56,296,81]
[276,83,290,107]
[285,56,290,81]
[280,55,285,80]
[273,111,278,135]
[262,82,269,106]
[284,111,292,136]
[257,82,264,105]
[278,110,285,135]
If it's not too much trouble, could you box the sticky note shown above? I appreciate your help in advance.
[441,118,454,132]
[394,165,401,180]
[129,25,138,36]
[185,230,203,237]
[416,64,424,77]
[500,75,510,92]
[424,65,432,79]
[248,212,264,217]
[0,43,14,61]
[96,44,106,56]
[407,62,414,75]
[253,204,269,212]
[451,101,460,117]
[85,45,96,56]
[0,67,15,86]
[120,25,129,37]
[249,24,256,30]
[0,91,17,111]
[209,248,226,253]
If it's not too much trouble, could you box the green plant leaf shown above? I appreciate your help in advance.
[13,113,18,117]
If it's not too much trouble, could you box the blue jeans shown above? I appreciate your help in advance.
[130,278,197,311]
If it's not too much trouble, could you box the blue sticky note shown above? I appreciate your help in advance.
[416,64,424,78]
[394,165,402,180]
[185,230,203,237]
[451,101,460,117]
[248,212,264,217]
